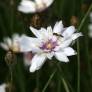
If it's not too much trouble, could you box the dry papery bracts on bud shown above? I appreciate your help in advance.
[5,50,17,66]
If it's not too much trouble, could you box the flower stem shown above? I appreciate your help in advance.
[78,4,92,31]
[77,4,92,92]
[42,69,57,92]
[36,71,40,91]
[57,72,61,92]
[62,78,70,92]
[9,66,13,92]
[10,0,14,34]
[56,63,70,92]
[77,40,80,92]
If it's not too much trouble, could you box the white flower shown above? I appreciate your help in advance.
[88,12,92,38]
[0,83,7,92]
[88,24,92,37]
[0,34,21,53]
[18,0,54,13]
[23,52,33,66]
[90,12,92,23]
[20,20,82,72]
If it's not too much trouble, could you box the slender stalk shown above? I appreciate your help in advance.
[42,69,57,92]
[10,0,14,34]
[9,66,13,92]
[62,78,69,92]
[57,72,61,92]
[78,4,92,31]
[77,40,80,92]
[36,71,40,91]
[56,63,70,92]
[77,4,92,92]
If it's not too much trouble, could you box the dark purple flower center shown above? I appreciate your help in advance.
[40,39,58,52]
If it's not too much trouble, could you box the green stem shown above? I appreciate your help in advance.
[85,34,92,85]
[62,78,70,92]
[10,0,14,34]
[78,4,92,31]
[77,40,80,92]
[77,4,92,92]
[42,69,57,92]
[56,64,71,92]
[9,66,13,92]
[36,71,40,91]
[57,72,61,92]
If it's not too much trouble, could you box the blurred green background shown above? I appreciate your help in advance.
[0,0,92,92]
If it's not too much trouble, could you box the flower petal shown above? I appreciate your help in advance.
[55,51,69,62]
[0,83,7,92]
[43,0,54,7]
[53,20,63,34]
[0,43,9,50]
[23,52,33,66]
[62,26,75,38]
[20,35,41,52]
[18,0,36,13]
[63,47,77,56]
[59,39,72,48]
[88,24,92,37]
[5,37,12,48]
[30,26,43,39]
[71,32,83,40]
[30,26,52,40]
[47,26,53,38]
[29,54,46,72]
[46,52,54,60]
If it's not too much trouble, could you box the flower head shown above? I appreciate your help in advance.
[20,20,82,72]
[88,12,92,38]
[18,0,54,13]
[0,34,21,53]
[0,83,7,92]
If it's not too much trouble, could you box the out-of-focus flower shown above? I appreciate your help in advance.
[0,34,21,53]
[23,52,33,66]
[18,0,54,13]
[89,12,92,22]
[88,12,92,38]
[88,24,92,37]
[0,83,7,92]
[20,20,82,72]
[70,16,78,27]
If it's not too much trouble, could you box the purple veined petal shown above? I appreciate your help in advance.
[62,26,76,38]
[18,0,36,13]
[53,20,64,34]
[55,51,69,62]
[63,47,77,56]
[29,54,47,72]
